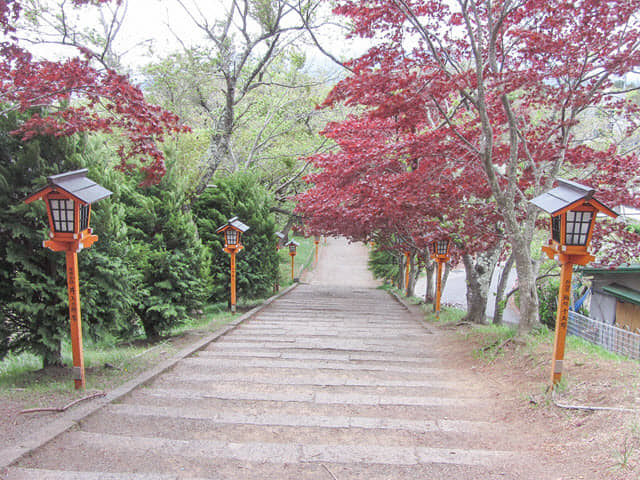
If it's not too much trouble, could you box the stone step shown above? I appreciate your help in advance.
[163,363,460,385]
[92,403,505,438]
[132,386,482,407]
[156,371,464,390]
[222,330,427,339]
[22,431,516,468]
[148,378,477,400]
[4,469,213,480]
[177,356,446,375]
[193,349,437,364]
[120,390,493,422]
[6,462,503,480]
[204,341,432,355]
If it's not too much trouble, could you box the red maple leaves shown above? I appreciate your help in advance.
[298,0,640,267]
[1,0,187,185]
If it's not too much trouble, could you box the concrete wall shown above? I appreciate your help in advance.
[589,291,617,325]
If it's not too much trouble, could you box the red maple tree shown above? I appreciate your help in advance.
[299,0,640,328]
[297,108,505,320]
[0,0,187,185]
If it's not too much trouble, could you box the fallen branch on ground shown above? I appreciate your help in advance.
[482,337,513,353]
[20,392,106,414]
[551,390,638,414]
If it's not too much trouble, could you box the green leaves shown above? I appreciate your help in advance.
[193,172,279,303]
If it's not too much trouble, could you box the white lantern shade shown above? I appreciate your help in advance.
[225,229,239,246]
[48,198,75,233]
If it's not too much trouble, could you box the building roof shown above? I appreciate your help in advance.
[601,283,640,305]
[582,264,640,275]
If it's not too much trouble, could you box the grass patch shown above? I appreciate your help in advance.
[378,283,425,306]
[566,334,630,362]
[0,352,42,379]
[377,283,465,324]
[467,324,517,361]
[423,305,467,325]
[524,325,632,363]
[0,342,158,397]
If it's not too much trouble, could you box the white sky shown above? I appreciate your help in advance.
[63,0,370,74]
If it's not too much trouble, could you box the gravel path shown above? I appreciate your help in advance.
[4,238,548,479]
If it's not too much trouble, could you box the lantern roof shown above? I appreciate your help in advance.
[530,178,617,218]
[275,231,286,240]
[216,216,250,234]
[285,239,300,247]
[25,168,112,205]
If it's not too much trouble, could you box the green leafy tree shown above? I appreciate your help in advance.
[368,247,402,287]
[193,173,279,304]
[78,158,144,343]
[121,165,212,340]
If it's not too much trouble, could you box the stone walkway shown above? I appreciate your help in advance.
[5,238,532,479]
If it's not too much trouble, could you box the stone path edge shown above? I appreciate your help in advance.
[0,282,299,471]
[386,289,433,334]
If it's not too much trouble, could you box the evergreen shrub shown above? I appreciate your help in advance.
[193,172,279,304]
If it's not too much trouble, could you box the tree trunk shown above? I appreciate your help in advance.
[407,253,420,297]
[42,341,63,368]
[510,232,542,331]
[442,261,451,294]
[196,130,232,196]
[424,255,435,303]
[462,247,500,324]
[493,252,515,325]
[396,252,405,291]
[195,72,236,195]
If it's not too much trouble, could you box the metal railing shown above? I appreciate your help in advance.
[568,311,640,360]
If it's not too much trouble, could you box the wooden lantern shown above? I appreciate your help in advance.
[216,217,250,313]
[24,169,112,389]
[531,178,617,386]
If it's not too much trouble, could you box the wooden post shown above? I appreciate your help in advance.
[290,254,295,281]
[404,252,410,297]
[315,241,319,264]
[435,260,443,318]
[230,251,237,313]
[551,259,573,387]
[65,250,85,390]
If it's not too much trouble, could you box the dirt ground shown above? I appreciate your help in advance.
[441,320,640,479]
[1,238,639,479]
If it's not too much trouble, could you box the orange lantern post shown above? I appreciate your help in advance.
[216,217,250,313]
[314,235,321,264]
[430,238,451,319]
[531,179,617,387]
[404,251,411,297]
[24,169,112,389]
[286,240,300,281]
